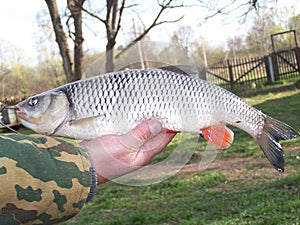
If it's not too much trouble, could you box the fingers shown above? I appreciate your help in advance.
[130,130,176,166]
[139,129,176,157]
[117,119,163,151]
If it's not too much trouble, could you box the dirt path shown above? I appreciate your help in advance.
[180,147,300,186]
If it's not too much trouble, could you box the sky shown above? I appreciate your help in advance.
[0,1,46,55]
[0,0,299,61]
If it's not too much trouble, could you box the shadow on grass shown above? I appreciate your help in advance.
[238,77,300,98]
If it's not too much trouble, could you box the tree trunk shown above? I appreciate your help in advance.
[105,44,114,72]
[68,0,85,80]
[45,0,75,82]
[105,33,116,72]
[105,0,118,72]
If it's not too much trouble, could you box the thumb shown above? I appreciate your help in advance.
[117,119,162,151]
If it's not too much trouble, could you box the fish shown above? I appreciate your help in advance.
[16,67,299,172]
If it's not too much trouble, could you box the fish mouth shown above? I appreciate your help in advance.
[16,105,27,119]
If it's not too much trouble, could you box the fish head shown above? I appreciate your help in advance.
[16,91,70,135]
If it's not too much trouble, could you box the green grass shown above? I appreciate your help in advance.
[61,87,300,224]
[64,172,300,225]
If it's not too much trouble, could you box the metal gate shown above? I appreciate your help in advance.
[271,48,300,80]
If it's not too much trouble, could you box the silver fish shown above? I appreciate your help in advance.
[16,67,299,172]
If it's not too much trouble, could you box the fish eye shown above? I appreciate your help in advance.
[28,97,39,107]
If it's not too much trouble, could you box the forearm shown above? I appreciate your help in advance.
[0,133,97,225]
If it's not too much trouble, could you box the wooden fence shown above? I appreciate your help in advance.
[206,47,300,91]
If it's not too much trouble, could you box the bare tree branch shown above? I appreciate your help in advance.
[116,0,184,58]
[124,3,139,8]
[114,0,126,40]
[66,15,75,42]
[199,0,264,22]
[81,6,106,23]
[203,0,238,21]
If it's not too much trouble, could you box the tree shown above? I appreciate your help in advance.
[43,0,185,81]
[192,38,227,66]
[44,0,85,82]
[245,8,286,55]
[171,25,194,52]
[288,14,300,43]
[45,0,73,82]
[83,0,185,72]
[67,0,85,80]
[226,36,247,59]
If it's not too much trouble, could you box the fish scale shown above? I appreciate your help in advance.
[16,67,299,172]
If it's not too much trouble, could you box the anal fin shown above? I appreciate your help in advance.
[200,125,234,149]
[164,128,180,134]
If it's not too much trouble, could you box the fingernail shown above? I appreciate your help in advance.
[149,120,162,136]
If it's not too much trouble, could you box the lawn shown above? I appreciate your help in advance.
[62,87,300,224]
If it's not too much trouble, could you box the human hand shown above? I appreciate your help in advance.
[81,120,176,184]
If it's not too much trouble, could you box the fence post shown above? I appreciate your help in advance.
[295,47,300,76]
[227,60,234,90]
[264,55,274,84]
[271,52,280,81]
[197,66,207,80]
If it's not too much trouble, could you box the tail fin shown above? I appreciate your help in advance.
[256,116,299,172]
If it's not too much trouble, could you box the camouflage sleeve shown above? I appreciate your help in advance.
[0,133,97,225]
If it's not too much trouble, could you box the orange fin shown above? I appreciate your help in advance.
[200,125,234,149]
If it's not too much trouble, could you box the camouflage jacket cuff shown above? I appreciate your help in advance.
[86,154,98,202]
[0,133,94,225]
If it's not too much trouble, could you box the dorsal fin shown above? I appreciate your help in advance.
[159,65,205,80]
[159,65,191,76]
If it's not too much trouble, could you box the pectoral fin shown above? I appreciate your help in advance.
[69,116,98,127]
[200,125,234,149]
